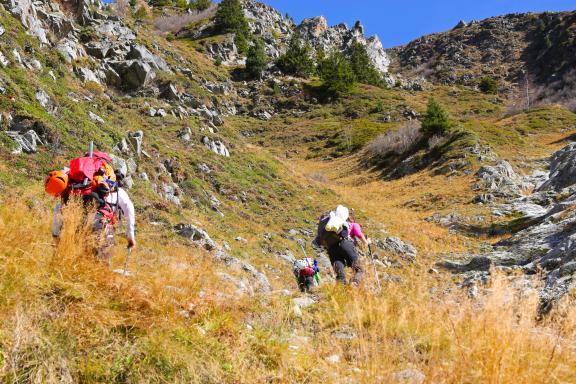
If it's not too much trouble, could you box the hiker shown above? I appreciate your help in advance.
[348,216,371,250]
[46,150,136,264]
[314,205,364,286]
[293,257,320,292]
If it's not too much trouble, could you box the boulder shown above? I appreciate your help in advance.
[376,237,417,262]
[174,223,216,251]
[538,143,576,191]
[56,38,86,63]
[88,111,104,124]
[127,44,171,72]
[35,88,52,112]
[76,67,101,84]
[112,60,156,90]
[6,130,44,154]
[201,136,230,157]
[0,52,10,67]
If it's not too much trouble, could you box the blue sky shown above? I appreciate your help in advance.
[261,0,576,47]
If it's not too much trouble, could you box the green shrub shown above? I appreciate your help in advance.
[421,98,453,136]
[317,52,356,96]
[246,38,268,79]
[276,34,315,78]
[190,0,212,10]
[349,42,383,87]
[478,77,498,94]
[133,6,147,20]
[174,0,188,9]
[214,56,223,66]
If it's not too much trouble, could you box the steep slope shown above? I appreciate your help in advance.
[1,0,576,382]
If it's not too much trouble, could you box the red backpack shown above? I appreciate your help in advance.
[68,151,116,195]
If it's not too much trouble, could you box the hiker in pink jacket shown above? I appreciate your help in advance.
[348,217,371,248]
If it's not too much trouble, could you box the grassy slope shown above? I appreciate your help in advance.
[1,6,576,383]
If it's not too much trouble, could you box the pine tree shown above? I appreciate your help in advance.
[214,0,248,34]
[246,38,268,79]
[318,52,356,96]
[276,34,315,78]
[421,98,453,136]
[214,0,250,54]
[349,42,383,86]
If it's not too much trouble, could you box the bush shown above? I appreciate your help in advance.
[174,0,188,9]
[317,52,356,96]
[235,31,249,54]
[214,56,222,66]
[421,98,453,136]
[365,121,422,158]
[276,34,315,78]
[349,42,383,86]
[190,0,212,11]
[479,77,498,94]
[133,6,147,20]
[246,38,268,79]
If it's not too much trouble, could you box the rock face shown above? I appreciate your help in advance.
[537,143,576,192]
[204,1,391,76]
[390,11,576,101]
[2,0,171,91]
[446,143,576,313]
[296,17,390,74]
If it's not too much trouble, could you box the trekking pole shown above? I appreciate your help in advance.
[114,246,133,277]
[368,240,382,291]
[88,141,94,158]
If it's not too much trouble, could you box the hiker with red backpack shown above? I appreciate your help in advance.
[314,205,364,286]
[293,257,321,292]
[46,145,136,264]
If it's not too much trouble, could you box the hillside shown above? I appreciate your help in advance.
[0,0,576,382]
[390,11,576,108]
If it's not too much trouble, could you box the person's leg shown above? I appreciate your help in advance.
[328,246,347,284]
[304,276,315,292]
[341,240,364,285]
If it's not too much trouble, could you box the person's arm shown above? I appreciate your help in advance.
[117,189,136,247]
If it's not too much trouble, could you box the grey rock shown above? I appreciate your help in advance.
[393,369,426,384]
[0,24,4,36]
[438,256,492,272]
[0,52,9,67]
[376,237,417,261]
[178,127,192,141]
[202,136,230,157]
[538,143,576,191]
[160,83,180,101]
[111,60,156,89]
[174,223,216,251]
[88,111,104,124]
[6,130,44,154]
[56,38,86,63]
[127,44,171,72]
[76,67,101,84]
[35,88,52,111]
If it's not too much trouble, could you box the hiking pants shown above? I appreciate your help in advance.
[328,239,364,285]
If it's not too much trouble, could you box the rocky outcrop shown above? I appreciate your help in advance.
[447,143,576,313]
[2,0,171,91]
[390,10,576,100]
[296,17,390,75]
